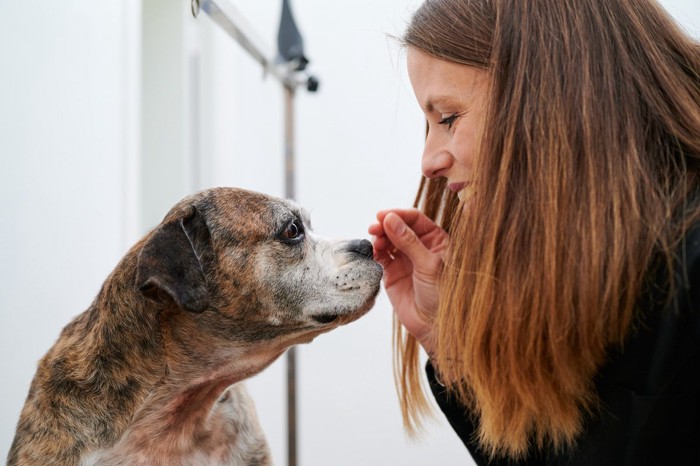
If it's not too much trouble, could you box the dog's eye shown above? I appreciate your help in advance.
[282,220,304,242]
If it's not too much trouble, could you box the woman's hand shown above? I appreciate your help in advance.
[368,209,449,354]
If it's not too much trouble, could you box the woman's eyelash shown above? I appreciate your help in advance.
[438,112,462,129]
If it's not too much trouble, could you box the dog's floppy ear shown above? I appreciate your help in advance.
[135,206,213,313]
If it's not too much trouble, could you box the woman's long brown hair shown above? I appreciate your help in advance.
[395,0,700,458]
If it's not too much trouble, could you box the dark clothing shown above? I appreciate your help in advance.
[427,227,700,465]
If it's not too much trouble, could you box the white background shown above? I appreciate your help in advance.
[1,1,698,465]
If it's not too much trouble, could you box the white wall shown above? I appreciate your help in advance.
[1,1,699,465]
[0,0,142,460]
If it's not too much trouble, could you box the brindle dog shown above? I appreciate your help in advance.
[8,187,383,466]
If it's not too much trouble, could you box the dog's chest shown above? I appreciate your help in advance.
[80,383,271,466]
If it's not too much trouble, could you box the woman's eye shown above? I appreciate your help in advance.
[438,113,461,130]
[283,220,304,241]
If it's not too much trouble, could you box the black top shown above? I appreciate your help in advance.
[426,226,700,466]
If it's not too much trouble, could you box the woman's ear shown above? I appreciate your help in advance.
[135,206,213,313]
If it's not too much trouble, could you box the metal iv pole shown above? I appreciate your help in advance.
[192,1,319,465]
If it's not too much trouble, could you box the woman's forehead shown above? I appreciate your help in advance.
[407,47,489,110]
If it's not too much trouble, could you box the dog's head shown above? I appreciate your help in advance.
[134,188,382,347]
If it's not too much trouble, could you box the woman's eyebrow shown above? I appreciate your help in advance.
[425,95,456,112]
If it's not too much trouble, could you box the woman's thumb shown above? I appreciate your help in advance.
[384,212,426,262]
[385,212,407,236]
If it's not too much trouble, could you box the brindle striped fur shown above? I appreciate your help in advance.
[9,188,382,465]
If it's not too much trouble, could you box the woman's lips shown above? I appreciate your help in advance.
[448,182,466,193]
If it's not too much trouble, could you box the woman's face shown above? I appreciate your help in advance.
[407,47,490,201]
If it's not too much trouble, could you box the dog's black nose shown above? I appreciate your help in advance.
[346,239,374,260]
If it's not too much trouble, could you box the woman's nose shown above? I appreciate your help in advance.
[421,134,452,179]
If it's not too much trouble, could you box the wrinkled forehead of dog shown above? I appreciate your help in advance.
[161,187,310,240]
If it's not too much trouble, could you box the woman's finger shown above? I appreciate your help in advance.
[382,212,440,278]
[377,209,444,238]
[368,221,385,236]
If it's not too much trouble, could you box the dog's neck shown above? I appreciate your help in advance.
[162,319,291,379]
[46,246,326,454]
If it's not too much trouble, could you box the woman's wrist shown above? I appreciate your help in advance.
[418,333,451,387]
[417,333,435,359]
[423,343,448,388]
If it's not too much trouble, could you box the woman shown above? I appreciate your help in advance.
[369,0,700,464]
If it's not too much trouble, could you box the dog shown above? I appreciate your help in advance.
[8,187,383,465]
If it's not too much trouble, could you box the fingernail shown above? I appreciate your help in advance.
[386,213,405,235]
